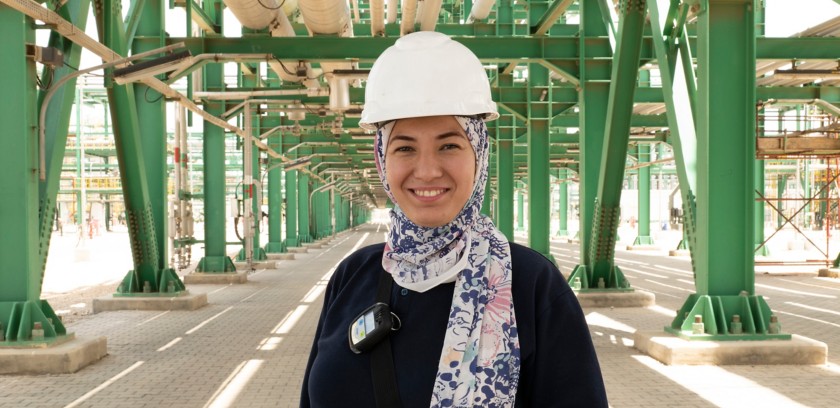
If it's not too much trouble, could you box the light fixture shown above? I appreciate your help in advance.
[112,50,192,85]
[773,68,840,80]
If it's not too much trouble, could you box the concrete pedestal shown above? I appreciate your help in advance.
[634,331,827,365]
[818,268,839,278]
[575,290,655,308]
[669,249,690,257]
[266,253,295,261]
[627,245,661,251]
[288,247,308,254]
[303,242,322,249]
[92,292,207,313]
[234,260,278,270]
[0,336,107,374]
[184,271,248,285]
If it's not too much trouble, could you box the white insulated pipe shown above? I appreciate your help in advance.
[400,0,418,35]
[223,0,284,30]
[387,0,397,23]
[469,0,496,21]
[370,0,385,36]
[297,0,352,35]
[419,0,442,31]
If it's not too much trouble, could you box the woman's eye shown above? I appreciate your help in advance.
[441,143,462,150]
[393,146,413,153]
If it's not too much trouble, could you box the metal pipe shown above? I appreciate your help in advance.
[38,42,185,180]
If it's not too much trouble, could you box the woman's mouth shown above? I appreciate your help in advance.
[410,188,448,199]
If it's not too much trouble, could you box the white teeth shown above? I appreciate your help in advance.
[414,189,444,197]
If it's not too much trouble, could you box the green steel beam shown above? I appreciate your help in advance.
[633,144,655,245]
[556,168,570,237]
[285,138,299,247]
[532,0,576,36]
[96,0,184,295]
[132,0,169,273]
[264,115,285,253]
[571,0,611,287]
[527,64,552,260]
[196,2,236,271]
[666,0,788,341]
[569,0,644,291]
[648,0,698,256]
[496,113,515,241]
[298,147,312,243]
[124,0,146,49]
[0,6,68,345]
[38,0,91,286]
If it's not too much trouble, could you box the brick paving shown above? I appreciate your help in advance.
[1,224,839,407]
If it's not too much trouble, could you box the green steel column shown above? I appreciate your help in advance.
[482,168,493,217]
[634,143,654,245]
[777,175,786,229]
[648,0,699,256]
[496,128,515,241]
[96,0,184,294]
[574,0,611,276]
[516,186,525,231]
[131,0,167,271]
[285,147,299,247]
[803,161,811,228]
[755,159,769,255]
[527,64,552,259]
[38,0,90,277]
[264,130,285,253]
[569,0,644,290]
[297,152,311,243]
[195,0,231,270]
[197,61,235,272]
[557,168,569,237]
[0,7,68,344]
[666,0,787,340]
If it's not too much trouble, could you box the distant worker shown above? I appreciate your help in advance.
[301,31,607,407]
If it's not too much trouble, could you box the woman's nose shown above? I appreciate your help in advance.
[412,151,444,180]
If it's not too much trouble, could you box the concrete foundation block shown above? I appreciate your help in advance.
[266,253,295,261]
[576,290,655,308]
[0,336,107,374]
[818,268,839,278]
[234,260,277,270]
[669,249,690,257]
[634,331,827,365]
[92,292,208,313]
[184,271,248,285]
[288,247,308,254]
[302,243,322,249]
[627,245,661,251]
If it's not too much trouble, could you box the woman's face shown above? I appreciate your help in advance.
[385,116,476,228]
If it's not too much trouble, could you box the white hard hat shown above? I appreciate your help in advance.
[359,31,499,130]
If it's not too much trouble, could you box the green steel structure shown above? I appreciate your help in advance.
[4,0,840,351]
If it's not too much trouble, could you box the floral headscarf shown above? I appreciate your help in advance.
[375,116,520,407]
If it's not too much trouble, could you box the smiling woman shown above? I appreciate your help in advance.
[383,116,476,228]
[301,31,607,408]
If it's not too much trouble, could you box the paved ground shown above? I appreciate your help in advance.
[2,223,839,407]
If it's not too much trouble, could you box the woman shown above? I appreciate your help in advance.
[301,31,607,407]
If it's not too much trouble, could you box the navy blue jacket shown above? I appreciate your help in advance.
[301,242,608,407]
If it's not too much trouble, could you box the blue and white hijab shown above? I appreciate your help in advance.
[374,116,520,407]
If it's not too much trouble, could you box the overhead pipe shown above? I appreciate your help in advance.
[400,0,419,35]
[418,0,443,31]
[387,0,398,23]
[370,0,385,36]
[468,0,496,21]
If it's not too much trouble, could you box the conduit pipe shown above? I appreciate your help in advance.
[400,0,418,35]
[469,0,496,21]
[418,0,442,31]
[370,0,385,36]
[351,0,361,23]
[193,88,329,100]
